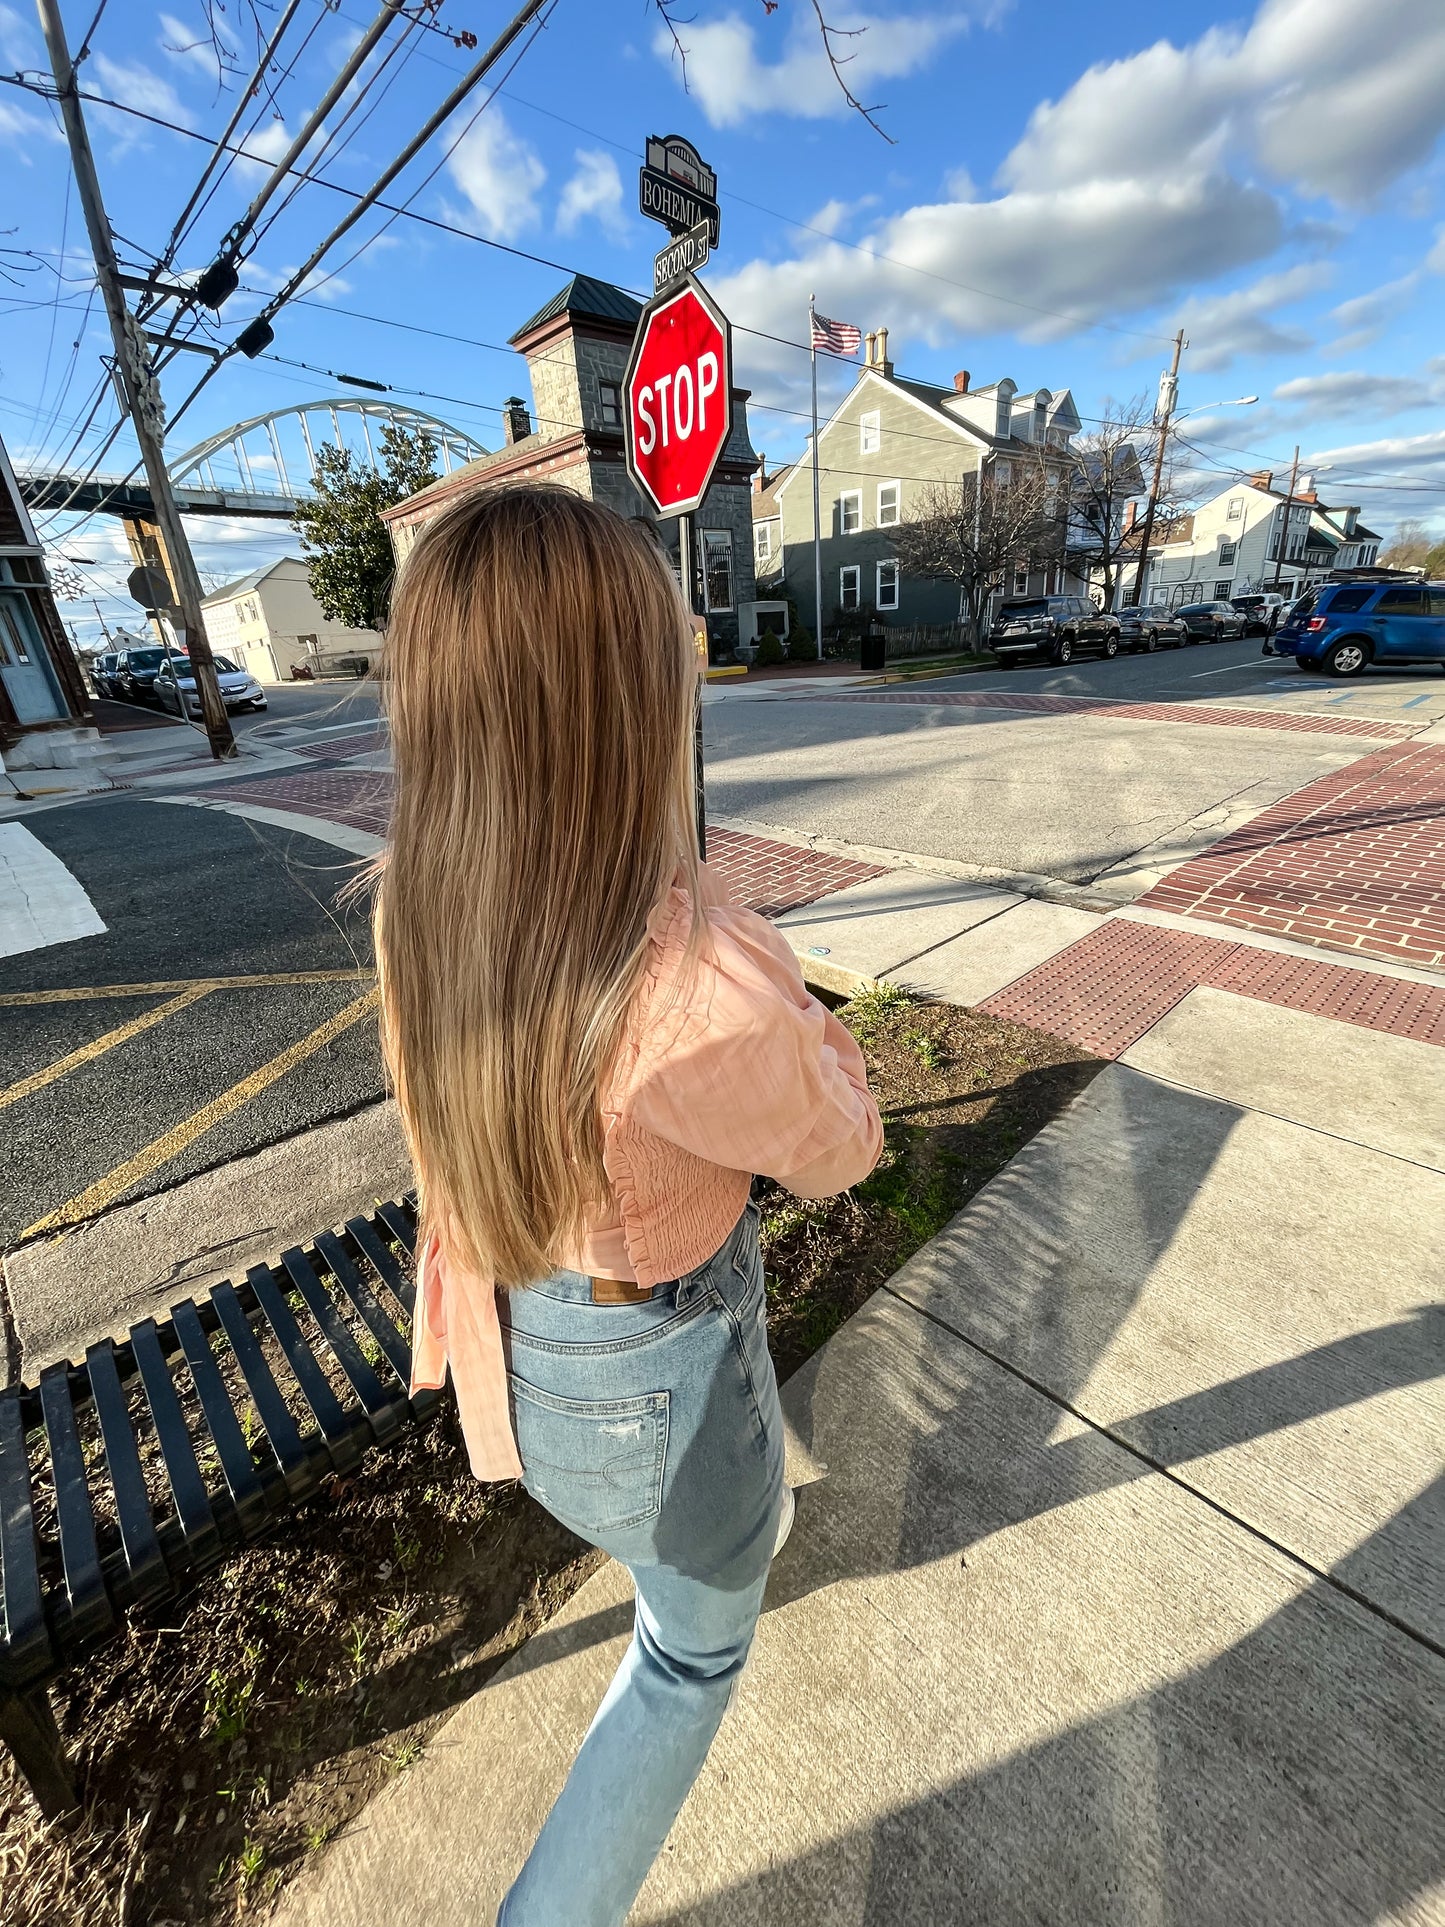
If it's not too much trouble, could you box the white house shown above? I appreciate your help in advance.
[1125,470,1382,608]
[202,557,381,683]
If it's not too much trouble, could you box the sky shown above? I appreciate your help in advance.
[1,0,1443,648]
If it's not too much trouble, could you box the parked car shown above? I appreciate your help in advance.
[154,654,268,716]
[1231,592,1288,636]
[1116,605,1187,652]
[115,645,184,703]
[89,651,123,697]
[989,596,1122,667]
[1273,580,1445,677]
[1174,601,1249,642]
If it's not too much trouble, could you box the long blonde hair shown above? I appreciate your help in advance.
[374,484,702,1286]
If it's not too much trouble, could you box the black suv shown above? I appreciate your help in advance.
[116,645,181,703]
[1175,601,1248,642]
[990,595,1122,667]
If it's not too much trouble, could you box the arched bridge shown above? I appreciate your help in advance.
[19,399,489,521]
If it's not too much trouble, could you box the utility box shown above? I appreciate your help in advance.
[860,619,887,674]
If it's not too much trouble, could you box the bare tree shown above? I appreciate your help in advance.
[1380,519,1432,569]
[889,453,1068,641]
[1065,394,1152,610]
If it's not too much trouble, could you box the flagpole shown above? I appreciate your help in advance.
[810,295,823,661]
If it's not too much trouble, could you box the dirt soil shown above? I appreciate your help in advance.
[0,991,1099,1926]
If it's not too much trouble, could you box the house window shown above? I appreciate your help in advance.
[839,565,861,612]
[0,597,34,664]
[701,530,734,613]
[859,410,881,455]
[993,459,1013,486]
[876,559,899,611]
[1227,497,1243,520]
[1012,565,1028,596]
[1214,579,1233,600]
[877,481,900,527]
[754,522,774,567]
[839,490,862,535]
[598,381,622,429]
[1219,541,1237,566]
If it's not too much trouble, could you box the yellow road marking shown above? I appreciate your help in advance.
[21,988,380,1241]
[0,968,374,1007]
[0,987,212,1114]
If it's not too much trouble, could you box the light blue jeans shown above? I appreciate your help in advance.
[496,1200,785,1927]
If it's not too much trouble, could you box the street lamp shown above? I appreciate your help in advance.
[1170,396,1259,431]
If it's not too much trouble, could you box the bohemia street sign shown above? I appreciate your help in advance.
[623,276,732,518]
[638,134,721,247]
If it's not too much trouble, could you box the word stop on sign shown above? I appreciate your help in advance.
[634,352,719,454]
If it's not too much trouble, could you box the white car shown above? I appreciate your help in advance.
[154,654,268,716]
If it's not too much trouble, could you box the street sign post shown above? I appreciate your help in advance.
[653,219,711,296]
[622,275,732,519]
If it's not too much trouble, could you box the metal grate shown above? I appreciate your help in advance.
[0,1196,429,1818]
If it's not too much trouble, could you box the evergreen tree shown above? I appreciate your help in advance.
[293,423,439,630]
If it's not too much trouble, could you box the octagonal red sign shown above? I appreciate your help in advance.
[623,276,732,518]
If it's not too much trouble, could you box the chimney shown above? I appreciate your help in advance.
[863,331,877,366]
[1123,500,1138,534]
[502,396,531,445]
[753,455,768,493]
[1249,468,1272,491]
[953,370,970,393]
[1297,472,1315,499]
[875,326,891,375]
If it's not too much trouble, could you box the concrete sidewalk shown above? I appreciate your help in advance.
[271,969,1445,1926]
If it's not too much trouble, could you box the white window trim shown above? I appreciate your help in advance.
[859,409,881,455]
[1226,497,1244,520]
[839,564,861,611]
[754,522,774,562]
[839,489,862,536]
[876,480,900,528]
[875,558,899,611]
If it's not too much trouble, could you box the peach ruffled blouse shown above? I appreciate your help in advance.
[409,863,883,1481]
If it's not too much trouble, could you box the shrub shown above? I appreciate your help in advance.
[753,630,787,666]
[787,625,816,662]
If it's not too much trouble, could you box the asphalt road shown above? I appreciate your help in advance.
[703,637,1445,886]
[0,797,381,1250]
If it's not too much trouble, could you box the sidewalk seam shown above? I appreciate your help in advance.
[878,1281,1445,1661]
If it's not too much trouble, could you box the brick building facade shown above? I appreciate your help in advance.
[382,275,759,656]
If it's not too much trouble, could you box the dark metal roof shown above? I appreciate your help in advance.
[511,275,644,342]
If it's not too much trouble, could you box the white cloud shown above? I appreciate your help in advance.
[654,8,967,127]
[229,117,295,185]
[1273,370,1437,417]
[1322,273,1421,355]
[1170,263,1333,372]
[1005,0,1445,207]
[556,150,627,239]
[445,110,546,242]
[158,9,237,79]
[0,96,62,158]
[90,53,196,147]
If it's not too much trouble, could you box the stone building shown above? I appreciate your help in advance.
[382,275,759,656]
[0,429,96,771]
[758,329,1087,633]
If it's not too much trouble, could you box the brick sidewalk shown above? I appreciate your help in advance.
[980,917,1445,1057]
[1139,744,1445,969]
[802,688,1417,741]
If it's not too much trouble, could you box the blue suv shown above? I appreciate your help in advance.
[1274,579,1445,677]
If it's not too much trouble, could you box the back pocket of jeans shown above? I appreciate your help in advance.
[509,1379,670,1533]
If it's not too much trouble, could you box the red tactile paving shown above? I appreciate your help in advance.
[803,688,1415,741]
[1139,744,1445,969]
[978,916,1445,1057]
[978,920,1238,1058]
[704,827,888,916]
[291,728,390,762]
[207,767,393,836]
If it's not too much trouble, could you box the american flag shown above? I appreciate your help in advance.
[810,311,862,355]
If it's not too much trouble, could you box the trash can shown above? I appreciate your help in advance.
[860,620,887,674]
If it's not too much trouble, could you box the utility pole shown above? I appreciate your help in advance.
[36,0,236,758]
[1129,328,1185,612]
[1270,445,1301,597]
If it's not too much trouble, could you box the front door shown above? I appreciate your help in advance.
[1372,586,1436,662]
[0,592,66,724]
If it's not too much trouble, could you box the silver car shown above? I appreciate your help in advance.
[154,654,268,716]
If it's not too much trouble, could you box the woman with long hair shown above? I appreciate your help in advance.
[374,484,881,1926]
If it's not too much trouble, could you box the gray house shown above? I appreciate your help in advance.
[384,275,759,656]
[761,332,1085,633]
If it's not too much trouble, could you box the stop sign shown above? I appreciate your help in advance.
[623,276,732,517]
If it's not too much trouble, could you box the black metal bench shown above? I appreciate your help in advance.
[0,1195,434,1819]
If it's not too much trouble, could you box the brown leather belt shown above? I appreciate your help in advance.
[589,1276,655,1306]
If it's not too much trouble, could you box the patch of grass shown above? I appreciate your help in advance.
[384,1736,424,1774]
